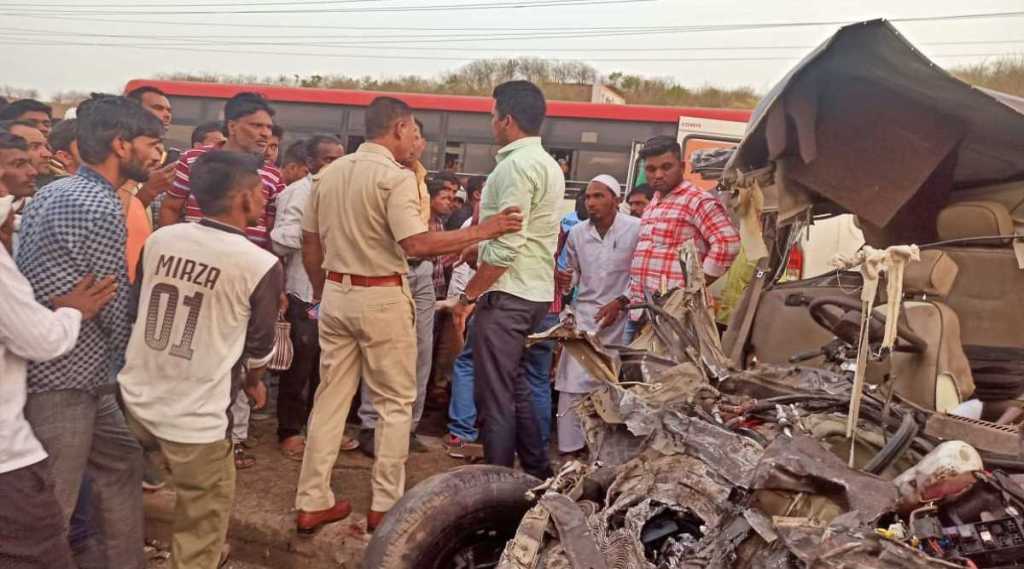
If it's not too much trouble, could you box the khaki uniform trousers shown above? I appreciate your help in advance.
[125,412,235,569]
[296,277,417,513]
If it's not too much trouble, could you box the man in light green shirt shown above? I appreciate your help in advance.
[452,80,564,479]
[476,136,564,301]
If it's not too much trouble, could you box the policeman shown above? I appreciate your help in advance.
[293,96,523,534]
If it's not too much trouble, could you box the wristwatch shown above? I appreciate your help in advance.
[458,293,478,306]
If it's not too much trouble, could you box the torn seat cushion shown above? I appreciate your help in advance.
[936,201,1015,245]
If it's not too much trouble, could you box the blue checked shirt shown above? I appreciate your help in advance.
[16,167,132,394]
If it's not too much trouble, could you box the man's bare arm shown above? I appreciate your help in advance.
[399,206,522,258]
[463,262,508,300]
[302,231,326,300]
[158,194,187,227]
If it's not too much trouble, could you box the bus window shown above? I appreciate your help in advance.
[273,102,343,132]
[548,148,573,180]
[680,136,739,191]
[445,141,464,172]
[346,135,365,153]
[422,141,442,172]
[575,150,627,184]
[462,143,498,176]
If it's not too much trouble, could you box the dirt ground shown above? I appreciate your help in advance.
[145,404,467,569]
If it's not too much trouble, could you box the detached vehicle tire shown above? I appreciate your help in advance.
[364,465,540,569]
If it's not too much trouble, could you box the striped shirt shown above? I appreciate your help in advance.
[168,146,285,248]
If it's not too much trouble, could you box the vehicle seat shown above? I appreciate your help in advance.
[936,200,1024,404]
[882,250,975,412]
[937,200,1024,349]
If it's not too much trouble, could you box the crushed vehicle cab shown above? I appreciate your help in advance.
[364,19,1024,569]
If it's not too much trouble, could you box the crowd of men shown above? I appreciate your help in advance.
[0,80,739,569]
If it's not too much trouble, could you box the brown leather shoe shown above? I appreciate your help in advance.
[296,499,353,535]
[366,510,386,533]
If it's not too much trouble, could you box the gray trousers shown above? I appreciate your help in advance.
[23,390,145,569]
[359,260,436,430]
[0,458,75,569]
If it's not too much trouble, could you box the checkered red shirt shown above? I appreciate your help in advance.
[168,146,285,249]
[429,215,448,299]
[629,181,739,303]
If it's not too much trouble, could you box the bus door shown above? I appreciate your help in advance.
[625,140,647,190]
[676,115,747,191]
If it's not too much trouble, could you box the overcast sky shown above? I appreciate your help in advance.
[3,0,1023,98]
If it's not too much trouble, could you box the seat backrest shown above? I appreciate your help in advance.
[886,301,975,412]
[886,250,974,411]
[936,200,1024,349]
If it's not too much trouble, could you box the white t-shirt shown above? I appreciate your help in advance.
[0,246,81,473]
[119,220,281,444]
[447,218,476,298]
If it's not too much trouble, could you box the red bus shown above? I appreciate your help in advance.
[125,79,750,189]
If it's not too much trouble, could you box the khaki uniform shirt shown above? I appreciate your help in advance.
[302,143,428,277]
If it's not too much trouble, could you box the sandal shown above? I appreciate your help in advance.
[280,436,306,462]
[233,445,256,470]
[340,436,360,452]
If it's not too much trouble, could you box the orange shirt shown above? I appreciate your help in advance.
[118,187,152,283]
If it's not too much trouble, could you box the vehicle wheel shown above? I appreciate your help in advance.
[363,465,541,569]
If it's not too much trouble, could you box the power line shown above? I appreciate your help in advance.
[0,0,655,15]
[0,27,728,45]
[3,9,1023,33]
[5,0,386,6]
[6,27,1024,51]
[6,28,1024,53]
[0,37,1018,63]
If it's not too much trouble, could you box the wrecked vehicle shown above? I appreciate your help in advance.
[363,19,1024,569]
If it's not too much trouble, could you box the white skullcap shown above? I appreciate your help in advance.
[64,107,78,119]
[590,174,622,197]
[455,188,468,201]
[0,195,14,226]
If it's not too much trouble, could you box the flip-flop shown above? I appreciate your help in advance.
[233,446,256,470]
[280,436,306,462]
[340,436,360,452]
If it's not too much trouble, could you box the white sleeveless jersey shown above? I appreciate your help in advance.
[119,220,280,444]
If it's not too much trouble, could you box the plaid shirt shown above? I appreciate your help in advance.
[16,167,132,394]
[629,181,740,303]
[429,215,448,299]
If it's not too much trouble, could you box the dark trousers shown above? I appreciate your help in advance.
[277,294,321,441]
[0,459,75,569]
[471,291,554,480]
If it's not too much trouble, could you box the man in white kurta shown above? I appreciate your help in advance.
[555,175,640,455]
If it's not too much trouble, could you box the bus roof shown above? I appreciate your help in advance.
[125,79,752,125]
